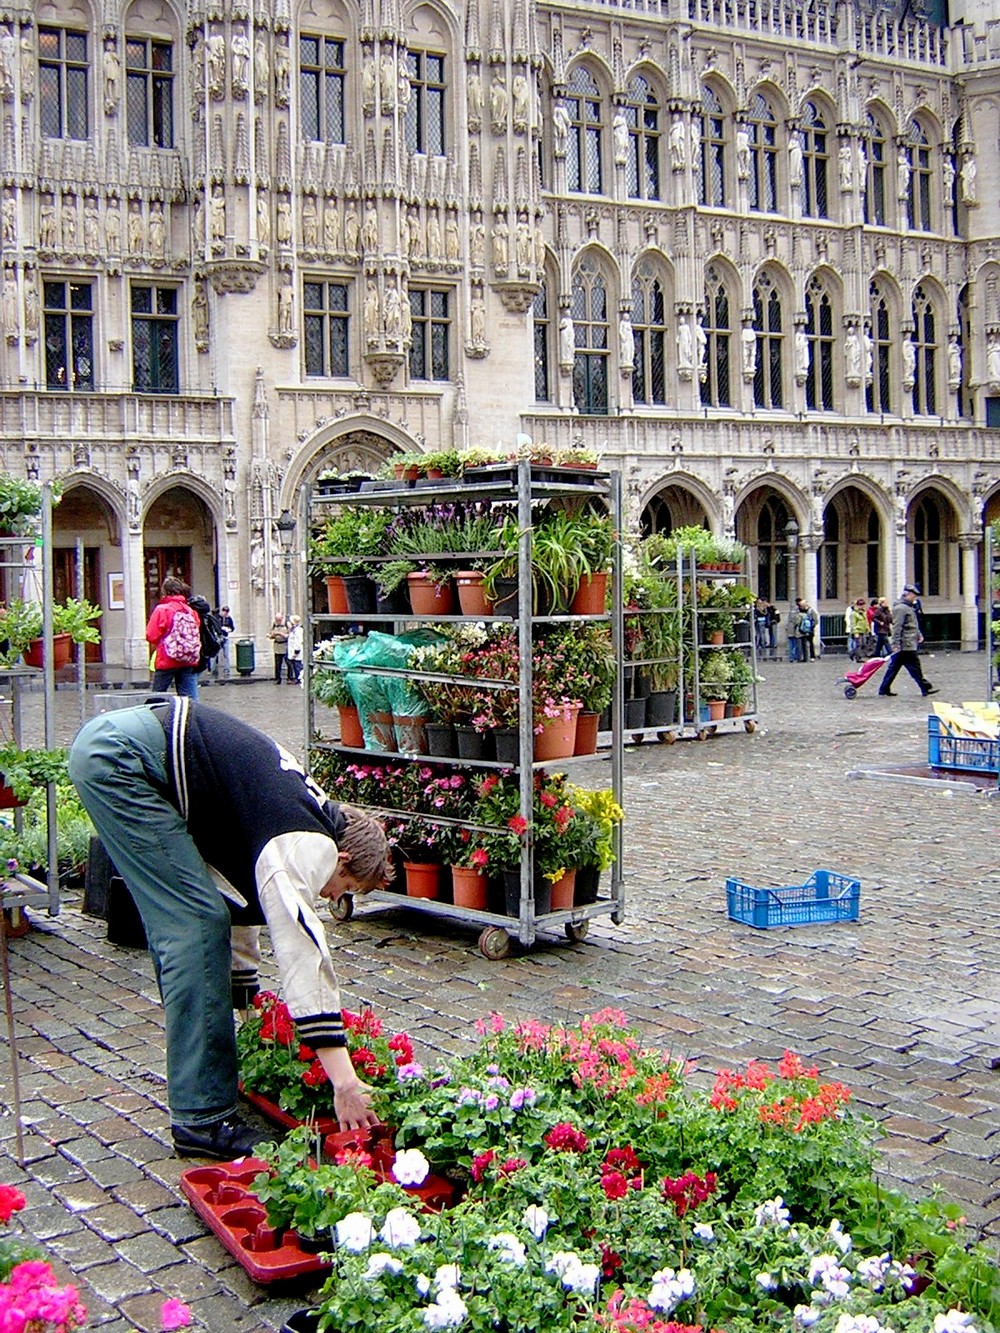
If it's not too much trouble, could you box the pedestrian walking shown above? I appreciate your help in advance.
[878,585,938,697]
[146,577,201,700]
[872,597,892,658]
[286,614,304,684]
[847,598,871,661]
[269,612,290,683]
[67,697,393,1159]
[794,597,818,661]
[214,606,235,677]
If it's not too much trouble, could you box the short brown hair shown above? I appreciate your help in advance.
[338,806,394,888]
[162,576,190,598]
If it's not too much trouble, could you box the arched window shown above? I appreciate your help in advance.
[863,110,887,226]
[801,101,829,220]
[566,66,603,195]
[804,275,834,411]
[911,283,937,416]
[867,279,893,414]
[696,84,727,208]
[623,75,660,202]
[700,264,731,407]
[643,494,674,536]
[571,256,609,414]
[404,49,446,156]
[756,495,791,603]
[631,261,667,405]
[532,284,550,402]
[752,271,784,409]
[747,91,778,213]
[913,495,941,597]
[821,506,839,601]
[905,121,932,232]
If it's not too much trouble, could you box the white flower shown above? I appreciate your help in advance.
[364,1252,403,1279]
[415,1274,432,1296]
[808,1253,851,1300]
[545,1251,579,1279]
[544,1251,599,1294]
[793,1305,820,1327]
[855,1255,890,1290]
[488,1233,526,1267]
[421,1288,469,1329]
[692,1222,715,1242]
[647,1267,695,1313]
[335,1211,375,1252]
[828,1220,853,1254]
[392,1148,430,1186]
[833,1317,885,1333]
[756,1272,777,1291]
[380,1207,422,1249]
[755,1196,791,1229]
[934,1314,978,1333]
[522,1204,549,1239]
[434,1263,462,1292]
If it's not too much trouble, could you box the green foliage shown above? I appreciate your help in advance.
[0,477,62,534]
[311,507,393,576]
[0,597,101,665]
[0,744,68,801]
[0,779,94,874]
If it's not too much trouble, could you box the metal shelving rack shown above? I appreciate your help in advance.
[303,459,625,958]
[684,549,760,740]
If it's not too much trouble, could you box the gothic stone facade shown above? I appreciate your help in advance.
[1,0,999,666]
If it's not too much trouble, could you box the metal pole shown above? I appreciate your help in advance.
[283,548,293,620]
[76,536,86,728]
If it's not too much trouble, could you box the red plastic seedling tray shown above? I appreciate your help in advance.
[179,1159,332,1284]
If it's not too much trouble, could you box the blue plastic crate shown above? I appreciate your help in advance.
[927,716,1000,774]
[726,870,861,930]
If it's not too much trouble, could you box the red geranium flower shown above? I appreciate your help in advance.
[0,1184,26,1223]
[544,1122,589,1153]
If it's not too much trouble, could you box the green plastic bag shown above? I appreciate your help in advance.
[333,631,442,748]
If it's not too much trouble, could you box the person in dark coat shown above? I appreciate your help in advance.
[878,585,938,697]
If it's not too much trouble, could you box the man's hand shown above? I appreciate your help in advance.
[317,1045,381,1130]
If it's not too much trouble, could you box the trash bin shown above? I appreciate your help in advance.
[236,638,255,676]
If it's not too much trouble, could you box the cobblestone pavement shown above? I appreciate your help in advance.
[3,650,1000,1331]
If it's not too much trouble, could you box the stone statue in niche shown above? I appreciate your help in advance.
[20,33,34,100]
[231,27,250,94]
[148,201,165,260]
[343,204,360,257]
[362,57,376,111]
[788,132,803,189]
[896,147,910,202]
[696,320,707,372]
[794,328,809,379]
[277,279,293,335]
[256,194,270,248]
[22,269,38,338]
[127,200,144,255]
[426,210,441,260]
[380,52,396,109]
[254,35,269,97]
[364,279,380,342]
[516,219,532,275]
[559,314,575,365]
[323,201,340,251]
[192,281,209,345]
[741,324,756,376]
[960,154,977,206]
[2,268,17,338]
[552,99,570,156]
[105,197,121,252]
[471,297,486,345]
[901,335,915,386]
[1,190,14,246]
[39,197,56,250]
[736,125,750,180]
[445,213,460,262]
[677,318,693,370]
[406,209,423,259]
[669,116,686,170]
[0,27,15,102]
[470,221,485,267]
[301,196,319,248]
[206,32,226,99]
[275,195,291,246]
[844,326,861,380]
[863,327,873,382]
[618,313,634,369]
[947,338,961,385]
[209,187,226,244]
[83,198,100,253]
[612,111,628,166]
[838,142,853,192]
[103,39,121,113]
[987,334,1000,385]
[61,196,77,249]
[383,280,403,341]
[942,153,955,202]
[361,205,379,253]
[490,74,508,133]
[273,37,290,105]
[512,75,529,130]
[491,216,509,271]
[467,69,483,126]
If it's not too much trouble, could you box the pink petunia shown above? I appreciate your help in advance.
[160,1296,193,1329]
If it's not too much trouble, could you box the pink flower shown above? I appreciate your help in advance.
[0,1183,26,1223]
[161,1297,193,1329]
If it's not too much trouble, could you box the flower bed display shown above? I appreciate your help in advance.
[232,1008,999,1331]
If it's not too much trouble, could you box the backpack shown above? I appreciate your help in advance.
[188,595,224,672]
[161,603,202,666]
[799,613,814,634]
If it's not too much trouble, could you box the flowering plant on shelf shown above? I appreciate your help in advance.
[236,992,415,1124]
[0,1184,88,1332]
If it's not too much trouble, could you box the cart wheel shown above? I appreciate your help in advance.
[696,729,709,741]
[478,927,511,960]
[631,732,645,745]
[657,731,677,744]
[844,684,857,699]
[329,893,354,923]
[743,719,757,733]
[564,920,589,942]
[2,907,31,939]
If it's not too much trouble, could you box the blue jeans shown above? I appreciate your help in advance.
[68,706,237,1125]
[151,667,200,699]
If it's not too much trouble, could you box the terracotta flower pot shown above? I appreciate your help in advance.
[455,571,494,617]
[533,705,581,762]
[549,868,576,911]
[325,575,349,615]
[366,710,398,751]
[22,633,73,670]
[393,714,429,755]
[451,866,489,910]
[336,704,364,749]
[403,861,442,900]
[570,572,609,616]
[707,699,726,720]
[0,780,25,810]
[708,629,725,646]
[407,573,456,616]
[573,711,600,755]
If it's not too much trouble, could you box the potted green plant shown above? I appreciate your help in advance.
[727,650,756,715]
[699,649,732,718]
[0,597,102,668]
[0,478,61,535]
[311,508,392,613]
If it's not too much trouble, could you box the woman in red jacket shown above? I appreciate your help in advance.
[146,576,202,699]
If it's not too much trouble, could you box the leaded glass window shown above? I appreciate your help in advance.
[631,262,666,405]
[801,101,829,219]
[752,272,783,408]
[697,85,726,207]
[303,280,349,377]
[804,276,834,411]
[300,35,346,144]
[566,66,603,195]
[748,91,778,213]
[571,257,608,414]
[700,264,731,407]
[623,75,660,201]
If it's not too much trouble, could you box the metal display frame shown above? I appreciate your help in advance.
[303,458,625,959]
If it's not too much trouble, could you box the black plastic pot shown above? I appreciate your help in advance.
[455,725,495,761]
[645,690,677,727]
[376,585,411,616]
[503,870,552,917]
[493,727,520,765]
[425,721,458,757]
[624,697,647,729]
[343,574,377,615]
[281,1311,321,1333]
[575,865,601,905]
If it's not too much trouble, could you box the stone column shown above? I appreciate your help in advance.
[958,534,980,651]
